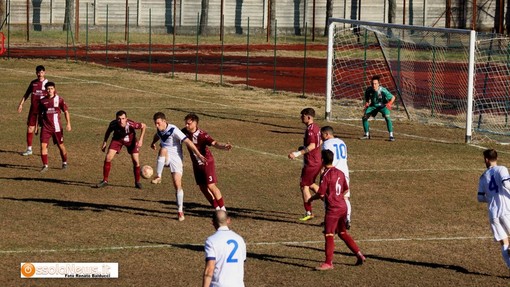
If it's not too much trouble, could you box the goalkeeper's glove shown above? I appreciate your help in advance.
[386,103,392,110]
[363,102,369,110]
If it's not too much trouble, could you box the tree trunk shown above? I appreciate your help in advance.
[63,0,75,31]
[506,0,510,35]
[0,0,4,27]
[388,0,396,23]
[199,0,209,35]
[324,0,333,36]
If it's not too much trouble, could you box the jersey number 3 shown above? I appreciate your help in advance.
[226,239,239,263]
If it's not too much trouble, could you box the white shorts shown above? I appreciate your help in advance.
[165,154,183,175]
[490,214,510,241]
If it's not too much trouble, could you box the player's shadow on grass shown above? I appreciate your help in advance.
[168,243,317,269]
[1,176,94,187]
[289,245,495,276]
[0,163,40,171]
[132,198,317,226]
[0,197,172,218]
[0,149,26,155]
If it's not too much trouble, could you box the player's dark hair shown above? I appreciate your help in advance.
[184,113,199,123]
[483,149,498,161]
[44,81,55,89]
[116,110,127,117]
[321,126,334,135]
[321,149,334,165]
[36,65,45,72]
[301,108,315,117]
[371,75,381,82]
[153,112,166,121]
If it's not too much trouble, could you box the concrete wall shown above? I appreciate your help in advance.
[3,0,500,34]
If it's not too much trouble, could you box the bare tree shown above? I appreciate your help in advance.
[324,0,333,36]
[388,0,396,23]
[0,0,4,27]
[63,0,75,31]
[199,0,209,35]
[507,0,510,35]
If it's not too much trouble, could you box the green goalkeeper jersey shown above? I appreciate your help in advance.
[364,86,393,107]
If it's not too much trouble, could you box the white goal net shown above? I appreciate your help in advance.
[326,18,510,143]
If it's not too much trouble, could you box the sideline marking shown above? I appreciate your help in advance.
[0,236,492,254]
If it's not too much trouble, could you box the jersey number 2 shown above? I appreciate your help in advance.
[226,239,239,263]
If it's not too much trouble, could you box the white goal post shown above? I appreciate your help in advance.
[325,18,505,144]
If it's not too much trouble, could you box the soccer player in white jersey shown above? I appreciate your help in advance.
[150,112,206,221]
[203,210,246,287]
[320,126,352,229]
[478,149,510,270]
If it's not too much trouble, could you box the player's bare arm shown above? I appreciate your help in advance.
[288,142,317,160]
[64,110,71,131]
[137,123,147,148]
[202,259,215,287]
[101,128,113,152]
[183,138,207,163]
[212,141,232,151]
[150,133,160,150]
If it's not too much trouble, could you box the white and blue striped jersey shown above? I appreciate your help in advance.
[478,165,510,219]
[156,123,187,158]
[205,226,246,287]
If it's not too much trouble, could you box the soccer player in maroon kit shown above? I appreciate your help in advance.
[95,110,147,189]
[308,149,366,270]
[17,65,48,156]
[38,82,71,172]
[288,108,322,221]
[183,113,232,211]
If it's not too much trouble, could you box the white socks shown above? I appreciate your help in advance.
[156,156,165,177]
[176,189,184,212]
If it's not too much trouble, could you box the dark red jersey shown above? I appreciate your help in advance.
[318,167,349,215]
[106,119,143,144]
[304,122,321,166]
[39,95,68,132]
[182,127,215,167]
[25,78,48,114]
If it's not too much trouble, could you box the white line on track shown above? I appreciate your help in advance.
[0,236,492,254]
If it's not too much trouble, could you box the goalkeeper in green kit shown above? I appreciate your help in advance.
[360,75,396,141]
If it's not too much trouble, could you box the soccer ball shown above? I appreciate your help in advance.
[141,165,153,179]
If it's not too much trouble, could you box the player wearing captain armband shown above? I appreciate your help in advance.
[477,149,510,271]
[360,75,396,141]
[288,108,321,221]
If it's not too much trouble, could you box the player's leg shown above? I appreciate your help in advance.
[361,107,375,139]
[131,152,142,189]
[381,108,394,141]
[199,184,217,209]
[299,165,320,220]
[496,215,510,268]
[40,142,49,172]
[344,188,352,229]
[152,147,168,184]
[337,215,365,265]
[169,155,185,221]
[54,132,68,169]
[24,113,37,155]
[208,183,225,211]
[316,214,337,270]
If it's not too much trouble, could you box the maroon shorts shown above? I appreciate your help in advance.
[40,129,64,145]
[323,212,347,235]
[108,139,139,154]
[192,160,217,185]
[300,164,321,187]
[27,112,38,126]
